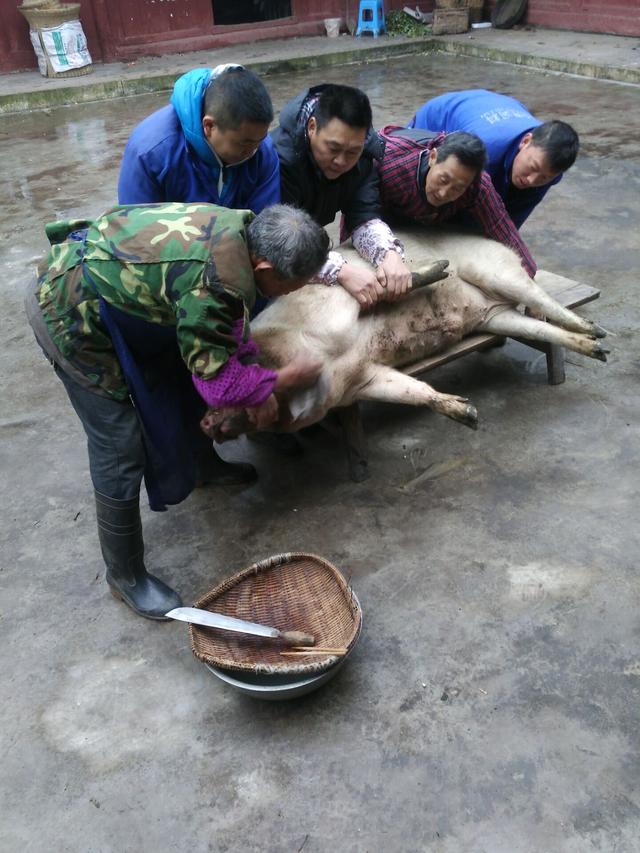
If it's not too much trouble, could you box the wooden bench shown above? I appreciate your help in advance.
[334,271,601,481]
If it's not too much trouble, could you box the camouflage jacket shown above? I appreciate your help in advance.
[34,203,257,400]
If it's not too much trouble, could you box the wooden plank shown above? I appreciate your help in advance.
[404,333,498,376]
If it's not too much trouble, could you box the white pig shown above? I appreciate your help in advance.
[202,226,607,440]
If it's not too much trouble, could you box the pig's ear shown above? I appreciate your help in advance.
[288,373,330,423]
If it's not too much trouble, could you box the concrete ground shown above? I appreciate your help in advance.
[1,42,640,853]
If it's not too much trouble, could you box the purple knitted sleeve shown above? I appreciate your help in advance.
[191,320,277,407]
[192,358,277,408]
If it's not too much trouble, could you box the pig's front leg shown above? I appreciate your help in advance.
[354,366,478,429]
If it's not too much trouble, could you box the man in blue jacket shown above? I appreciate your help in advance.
[118,64,280,213]
[118,64,281,484]
[409,89,579,228]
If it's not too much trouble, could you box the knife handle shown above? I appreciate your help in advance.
[279,630,315,646]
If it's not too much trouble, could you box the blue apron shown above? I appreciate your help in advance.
[74,231,205,512]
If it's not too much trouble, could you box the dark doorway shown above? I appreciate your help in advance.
[213,0,292,25]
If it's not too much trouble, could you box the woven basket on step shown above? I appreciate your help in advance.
[190,553,362,676]
[435,0,469,9]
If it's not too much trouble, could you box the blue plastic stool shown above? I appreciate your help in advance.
[355,0,386,37]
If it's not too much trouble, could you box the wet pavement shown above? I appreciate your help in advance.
[2,25,639,114]
[2,53,640,852]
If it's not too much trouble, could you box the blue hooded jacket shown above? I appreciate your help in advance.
[118,67,280,213]
[408,89,562,228]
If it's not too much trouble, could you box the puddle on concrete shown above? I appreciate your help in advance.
[1,53,638,321]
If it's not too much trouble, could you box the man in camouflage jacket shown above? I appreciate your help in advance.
[26,202,328,619]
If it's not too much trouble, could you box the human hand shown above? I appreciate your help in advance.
[376,250,412,300]
[337,262,385,308]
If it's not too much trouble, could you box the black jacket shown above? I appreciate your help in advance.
[271,85,385,236]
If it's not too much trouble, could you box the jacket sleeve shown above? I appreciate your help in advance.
[191,319,276,408]
[243,137,281,214]
[172,229,252,379]
[117,140,164,205]
[341,160,384,237]
[469,172,537,278]
[277,156,306,209]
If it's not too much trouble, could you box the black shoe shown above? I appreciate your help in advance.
[195,446,257,486]
[95,491,182,620]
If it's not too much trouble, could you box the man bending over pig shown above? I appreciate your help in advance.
[271,83,412,308]
[25,203,327,620]
[377,127,537,279]
[408,89,579,228]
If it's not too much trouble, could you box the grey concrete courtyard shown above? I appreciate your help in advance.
[1,52,639,852]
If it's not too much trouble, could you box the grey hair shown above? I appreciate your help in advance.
[245,204,330,280]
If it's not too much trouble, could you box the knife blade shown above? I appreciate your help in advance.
[166,607,315,646]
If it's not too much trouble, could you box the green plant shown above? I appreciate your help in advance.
[385,9,432,37]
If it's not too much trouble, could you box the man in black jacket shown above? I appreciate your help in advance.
[271,84,412,307]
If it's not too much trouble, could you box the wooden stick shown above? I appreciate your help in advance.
[291,646,347,652]
[289,646,347,652]
[280,649,347,657]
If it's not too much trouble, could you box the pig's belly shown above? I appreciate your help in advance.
[368,277,510,368]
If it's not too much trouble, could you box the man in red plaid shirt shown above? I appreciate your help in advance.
[378,126,537,278]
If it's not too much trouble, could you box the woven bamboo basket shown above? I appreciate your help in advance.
[190,553,362,676]
[19,2,93,78]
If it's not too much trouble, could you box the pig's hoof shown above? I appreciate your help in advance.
[592,342,609,362]
[462,405,479,430]
[591,323,607,339]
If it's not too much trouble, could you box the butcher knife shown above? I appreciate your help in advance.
[166,607,315,646]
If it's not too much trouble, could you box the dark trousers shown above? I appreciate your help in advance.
[55,363,215,505]
[55,364,146,501]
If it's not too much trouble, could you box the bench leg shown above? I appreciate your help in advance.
[544,343,566,385]
[336,403,370,482]
[514,339,567,384]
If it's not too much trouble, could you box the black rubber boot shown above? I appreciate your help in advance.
[195,445,257,486]
[95,491,182,620]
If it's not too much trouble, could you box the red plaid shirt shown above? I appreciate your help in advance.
[378,126,536,277]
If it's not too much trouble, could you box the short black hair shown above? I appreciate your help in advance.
[313,84,372,132]
[530,121,579,172]
[435,131,486,174]
[203,68,274,130]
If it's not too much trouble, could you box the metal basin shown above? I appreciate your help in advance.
[205,655,348,700]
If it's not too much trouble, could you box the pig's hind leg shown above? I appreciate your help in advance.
[478,309,609,362]
[355,366,478,429]
[464,265,606,339]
